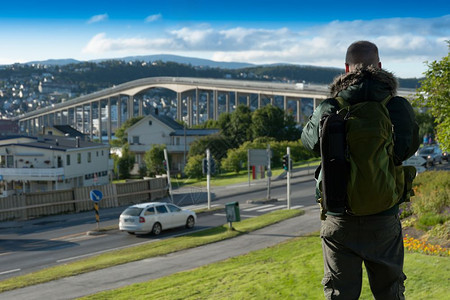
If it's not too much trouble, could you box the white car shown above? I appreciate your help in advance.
[119,202,197,235]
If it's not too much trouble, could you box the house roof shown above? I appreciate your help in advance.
[0,135,107,152]
[126,112,185,134]
[170,129,219,137]
[52,125,86,138]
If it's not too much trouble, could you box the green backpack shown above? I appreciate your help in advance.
[331,96,414,216]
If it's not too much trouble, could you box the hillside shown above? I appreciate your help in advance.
[0,57,421,118]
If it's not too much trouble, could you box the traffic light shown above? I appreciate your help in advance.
[163,160,167,170]
[209,159,216,174]
[202,158,208,175]
[282,154,289,170]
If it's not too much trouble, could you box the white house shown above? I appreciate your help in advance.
[126,112,219,173]
[0,135,112,196]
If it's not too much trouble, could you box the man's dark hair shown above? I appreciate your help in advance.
[345,41,380,67]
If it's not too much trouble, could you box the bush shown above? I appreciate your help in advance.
[417,212,449,230]
[184,154,205,179]
[411,171,450,217]
[222,148,247,174]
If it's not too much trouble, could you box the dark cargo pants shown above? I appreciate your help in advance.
[321,214,406,299]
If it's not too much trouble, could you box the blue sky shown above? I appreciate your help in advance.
[0,0,448,78]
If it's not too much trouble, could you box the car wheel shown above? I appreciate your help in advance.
[152,222,162,235]
[127,231,135,235]
[186,216,195,229]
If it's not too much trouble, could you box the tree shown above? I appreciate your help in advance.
[117,144,135,179]
[414,42,450,150]
[251,105,286,140]
[184,154,204,179]
[114,116,144,146]
[414,110,436,142]
[228,104,253,146]
[188,134,232,161]
[222,148,247,174]
[143,144,166,176]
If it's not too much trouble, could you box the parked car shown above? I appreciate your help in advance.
[416,145,443,166]
[443,150,448,162]
[119,202,197,235]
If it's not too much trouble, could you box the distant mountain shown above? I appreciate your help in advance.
[26,58,82,66]
[92,54,255,69]
[24,54,255,69]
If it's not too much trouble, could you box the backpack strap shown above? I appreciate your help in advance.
[335,96,349,109]
[381,95,393,106]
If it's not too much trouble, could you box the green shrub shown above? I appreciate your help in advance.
[411,171,450,217]
[417,212,448,228]
[427,221,450,241]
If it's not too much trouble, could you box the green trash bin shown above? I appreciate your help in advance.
[225,201,240,222]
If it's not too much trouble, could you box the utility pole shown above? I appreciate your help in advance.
[206,148,211,209]
[164,148,173,203]
[287,146,291,209]
[266,144,272,200]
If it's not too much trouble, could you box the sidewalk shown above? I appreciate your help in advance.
[1,205,322,299]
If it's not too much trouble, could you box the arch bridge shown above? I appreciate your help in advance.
[14,77,415,143]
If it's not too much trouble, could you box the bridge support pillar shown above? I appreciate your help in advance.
[225,93,229,113]
[214,90,218,120]
[206,92,210,121]
[195,88,199,125]
[117,96,122,128]
[107,97,112,142]
[138,96,143,117]
[188,96,193,127]
[90,102,93,141]
[297,99,301,123]
[177,92,182,121]
[257,93,261,109]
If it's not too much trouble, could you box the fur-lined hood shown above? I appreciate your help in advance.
[329,66,398,104]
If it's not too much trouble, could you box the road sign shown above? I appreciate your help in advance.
[90,190,103,202]
[403,156,426,167]
[248,149,270,166]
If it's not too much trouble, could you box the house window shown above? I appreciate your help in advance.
[66,154,71,166]
[176,137,180,145]
[96,151,99,157]
[132,136,139,144]
[88,152,91,163]
[77,153,81,164]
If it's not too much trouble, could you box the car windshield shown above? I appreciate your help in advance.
[419,148,434,155]
[122,207,143,216]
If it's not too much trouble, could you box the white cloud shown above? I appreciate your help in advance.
[87,13,108,24]
[145,14,162,23]
[81,15,449,77]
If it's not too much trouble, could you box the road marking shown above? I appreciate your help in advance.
[185,204,220,210]
[258,206,285,212]
[243,204,274,212]
[0,252,13,257]
[0,268,20,276]
[56,227,208,263]
[213,213,256,218]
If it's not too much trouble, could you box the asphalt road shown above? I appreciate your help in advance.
[0,205,322,300]
[0,168,317,280]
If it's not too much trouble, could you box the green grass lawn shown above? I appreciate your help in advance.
[81,234,450,300]
[172,160,320,188]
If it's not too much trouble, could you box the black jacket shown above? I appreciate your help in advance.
[301,66,420,165]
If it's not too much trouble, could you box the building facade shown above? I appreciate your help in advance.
[0,135,112,196]
[126,112,218,173]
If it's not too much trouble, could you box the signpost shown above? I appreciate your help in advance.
[403,156,427,174]
[90,189,103,229]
